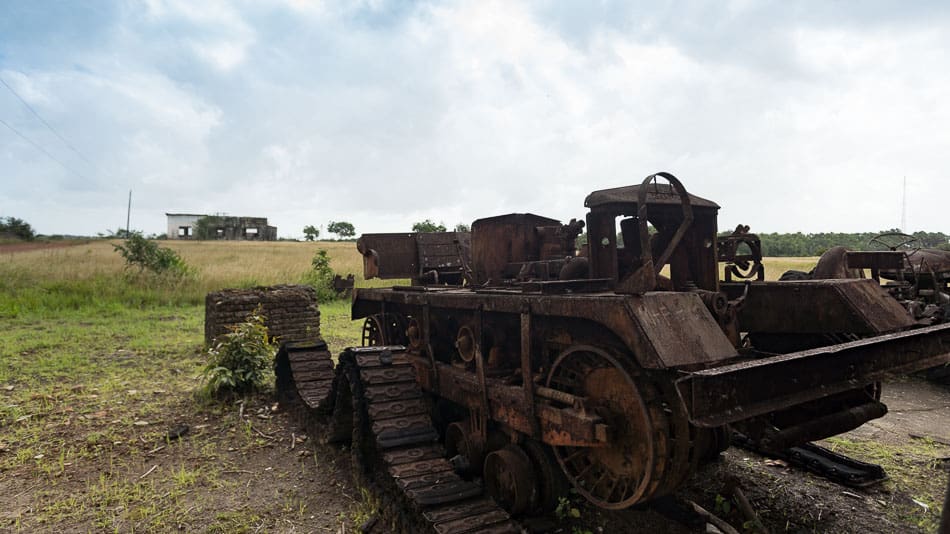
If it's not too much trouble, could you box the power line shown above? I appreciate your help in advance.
[0,116,89,181]
[0,74,98,169]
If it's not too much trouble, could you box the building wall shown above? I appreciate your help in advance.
[165,214,277,241]
[166,214,202,240]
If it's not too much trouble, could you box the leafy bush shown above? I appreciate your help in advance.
[113,232,190,276]
[0,217,35,241]
[301,249,340,302]
[200,311,276,398]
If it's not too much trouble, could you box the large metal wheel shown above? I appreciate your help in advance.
[546,345,671,509]
[521,439,568,514]
[483,445,537,516]
[361,313,407,346]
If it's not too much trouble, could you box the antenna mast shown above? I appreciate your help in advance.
[126,190,132,236]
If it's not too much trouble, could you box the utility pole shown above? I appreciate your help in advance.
[126,190,132,236]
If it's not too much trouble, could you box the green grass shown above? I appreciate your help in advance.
[0,242,366,532]
[320,299,364,353]
[0,300,359,531]
[825,436,948,531]
[0,241,942,532]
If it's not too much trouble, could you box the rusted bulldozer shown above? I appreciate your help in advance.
[276,172,950,533]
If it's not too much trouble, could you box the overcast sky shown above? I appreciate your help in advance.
[1,1,948,238]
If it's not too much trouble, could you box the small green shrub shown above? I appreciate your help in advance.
[200,311,276,398]
[301,249,340,302]
[555,496,581,520]
[113,232,190,276]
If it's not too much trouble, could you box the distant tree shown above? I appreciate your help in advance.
[454,223,470,232]
[0,217,36,241]
[303,225,320,241]
[412,219,446,233]
[327,221,356,240]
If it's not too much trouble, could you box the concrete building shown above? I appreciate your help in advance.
[165,213,277,241]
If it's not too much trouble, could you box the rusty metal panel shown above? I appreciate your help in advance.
[471,213,561,285]
[416,232,467,272]
[358,232,470,283]
[845,251,905,271]
[352,287,738,370]
[626,292,739,368]
[358,233,418,279]
[676,322,950,427]
[727,279,916,334]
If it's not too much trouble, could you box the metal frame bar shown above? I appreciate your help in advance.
[677,322,950,427]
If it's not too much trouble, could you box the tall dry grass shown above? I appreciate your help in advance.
[0,240,385,316]
[0,237,823,317]
[0,240,376,289]
[0,238,822,290]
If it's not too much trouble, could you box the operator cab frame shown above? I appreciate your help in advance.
[584,172,721,294]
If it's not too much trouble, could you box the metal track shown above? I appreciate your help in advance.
[276,340,336,411]
[732,433,887,487]
[278,343,521,533]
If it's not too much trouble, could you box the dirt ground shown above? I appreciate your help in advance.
[215,378,950,533]
[287,376,949,534]
[1,393,364,533]
[3,374,948,533]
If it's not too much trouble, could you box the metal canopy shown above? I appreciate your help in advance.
[585,183,719,210]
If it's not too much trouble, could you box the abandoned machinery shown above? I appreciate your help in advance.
[276,172,950,533]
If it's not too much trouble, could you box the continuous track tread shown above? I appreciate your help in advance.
[278,343,521,533]
[278,341,335,412]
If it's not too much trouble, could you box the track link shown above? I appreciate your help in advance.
[733,433,887,487]
[275,340,336,412]
[278,344,521,533]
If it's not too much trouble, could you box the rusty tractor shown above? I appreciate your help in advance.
[276,172,950,533]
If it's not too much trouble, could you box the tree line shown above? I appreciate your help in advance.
[301,219,470,241]
[302,221,357,241]
[4,214,948,256]
[753,229,950,256]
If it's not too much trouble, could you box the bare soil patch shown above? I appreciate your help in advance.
[0,391,360,533]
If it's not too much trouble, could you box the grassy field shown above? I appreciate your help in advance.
[1,240,945,532]
[0,240,375,533]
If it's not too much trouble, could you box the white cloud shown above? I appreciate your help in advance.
[3,1,950,238]
[141,0,256,71]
